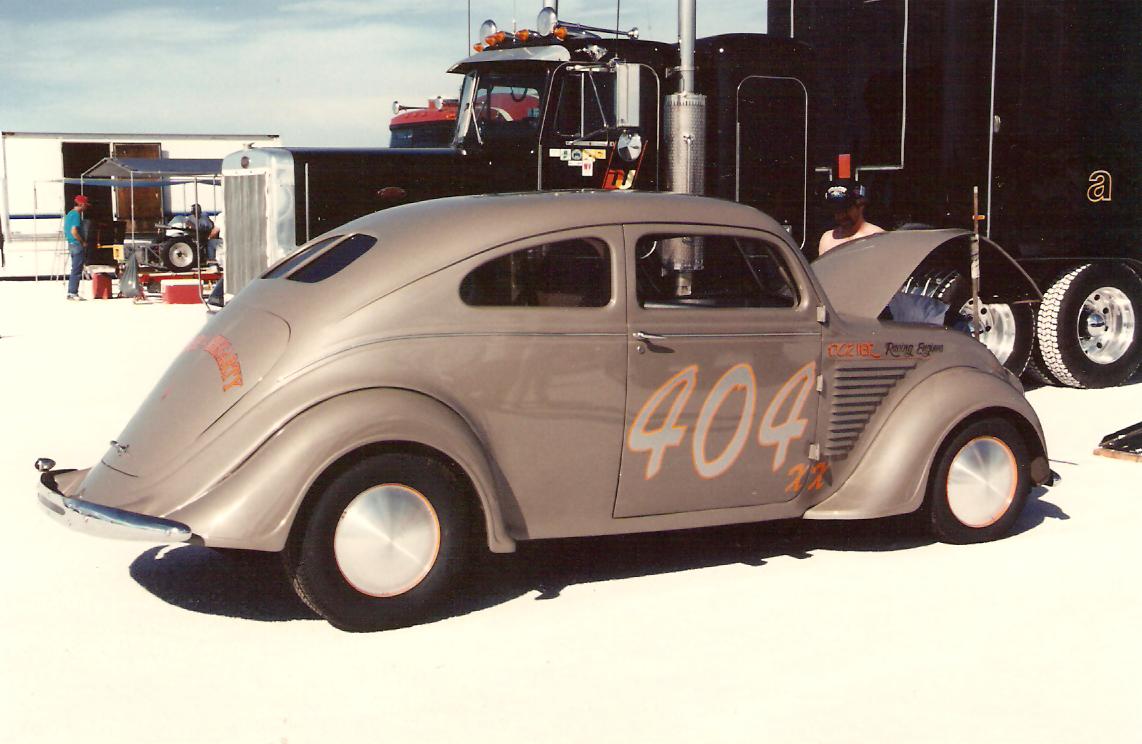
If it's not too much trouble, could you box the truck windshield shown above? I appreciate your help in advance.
[454,69,544,145]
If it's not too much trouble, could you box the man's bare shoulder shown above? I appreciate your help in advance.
[819,230,840,255]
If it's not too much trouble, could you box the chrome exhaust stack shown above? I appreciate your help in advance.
[662,0,706,295]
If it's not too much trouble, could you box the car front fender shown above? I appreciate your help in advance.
[804,367,1049,520]
[168,387,519,553]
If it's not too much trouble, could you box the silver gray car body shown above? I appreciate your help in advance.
[37,191,1050,627]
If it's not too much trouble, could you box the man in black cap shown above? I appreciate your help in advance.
[818,179,883,256]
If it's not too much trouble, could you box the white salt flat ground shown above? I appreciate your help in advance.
[1,280,1139,744]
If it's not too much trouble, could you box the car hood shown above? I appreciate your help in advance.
[811,228,1041,319]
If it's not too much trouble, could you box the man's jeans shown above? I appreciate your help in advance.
[67,243,84,296]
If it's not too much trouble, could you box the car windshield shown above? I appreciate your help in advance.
[453,68,545,145]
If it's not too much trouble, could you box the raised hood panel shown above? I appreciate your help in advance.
[103,309,289,478]
[811,229,1040,319]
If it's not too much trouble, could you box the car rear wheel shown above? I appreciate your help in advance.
[161,238,197,271]
[285,453,473,632]
[1036,263,1142,388]
[927,417,1030,544]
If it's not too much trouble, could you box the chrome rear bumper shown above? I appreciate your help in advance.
[37,468,194,543]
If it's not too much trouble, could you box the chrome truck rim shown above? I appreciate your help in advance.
[962,301,1018,365]
[946,436,1017,528]
[1078,286,1136,364]
[334,484,441,597]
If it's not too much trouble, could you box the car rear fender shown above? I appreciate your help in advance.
[803,367,1048,520]
[167,387,519,553]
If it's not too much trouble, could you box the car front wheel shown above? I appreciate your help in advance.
[927,417,1030,544]
[285,453,473,631]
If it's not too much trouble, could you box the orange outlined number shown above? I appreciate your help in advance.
[692,363,757,479]
[758,362,816,472]
[629,361,819,481]
[628,365,698,479]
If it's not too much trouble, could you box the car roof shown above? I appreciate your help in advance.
[327,190,790,277]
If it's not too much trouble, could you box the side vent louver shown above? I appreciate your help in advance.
[824,363,915,459]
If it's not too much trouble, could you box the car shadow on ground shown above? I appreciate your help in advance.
[129,488,1067,628]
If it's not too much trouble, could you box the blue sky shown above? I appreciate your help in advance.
[0,1,767,146]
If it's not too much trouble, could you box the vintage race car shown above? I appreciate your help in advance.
[37,191,1052,631]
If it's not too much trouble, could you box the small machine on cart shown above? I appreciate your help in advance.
[80,157,223,296]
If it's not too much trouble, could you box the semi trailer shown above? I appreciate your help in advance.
[770,0,1142,387]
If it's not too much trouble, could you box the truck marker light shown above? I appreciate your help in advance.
[837,153,851,180]
[517,29,531,41]
[473,43,484,52]
[554,26,567,40]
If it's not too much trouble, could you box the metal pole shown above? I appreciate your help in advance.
[970,186,982,339]
[678,0,696,94]
[33,182,37,281]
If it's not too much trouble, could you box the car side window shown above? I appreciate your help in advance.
[635,234,799,309]
[460,238,611,307]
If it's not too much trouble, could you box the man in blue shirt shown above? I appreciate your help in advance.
[63,194,89,300]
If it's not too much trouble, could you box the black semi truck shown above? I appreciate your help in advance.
[770,0,1142,387]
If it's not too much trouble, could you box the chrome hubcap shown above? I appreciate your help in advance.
[1078,286,1135,364]
[334,484,441,597]
[962,301,1018,364]
[169,242,194,268]
[946,436,1017,528]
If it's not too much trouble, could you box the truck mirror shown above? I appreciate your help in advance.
[614,62,641,129]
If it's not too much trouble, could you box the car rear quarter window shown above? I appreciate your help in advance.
[288,234,376,283]
[261,234,376,282]
[460,238,612,308]
[635,234,799,309]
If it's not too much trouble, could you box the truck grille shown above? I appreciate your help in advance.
[223,172,268,295]
[823,362,915,459]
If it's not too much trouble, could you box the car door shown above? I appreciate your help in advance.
[442,225,629,539]
[614,224,824,518]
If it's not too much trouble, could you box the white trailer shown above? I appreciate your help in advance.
[0,131,279,279]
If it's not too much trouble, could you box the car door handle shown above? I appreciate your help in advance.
[632,331,666,342]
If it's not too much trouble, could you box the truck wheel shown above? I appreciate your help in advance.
[1037,263,1142,388]
[927,417,1030,544]
[1024,346,1063,387]
[162,239,197,271]
[956,300,1034,377]
[908,270,1033,375]
[285,453,472,632]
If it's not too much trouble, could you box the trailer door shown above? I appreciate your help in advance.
[112,142,162,235]
[736,76,809,249]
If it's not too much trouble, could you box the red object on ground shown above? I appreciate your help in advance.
[91,273,112,299]
[162,281,201,304]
